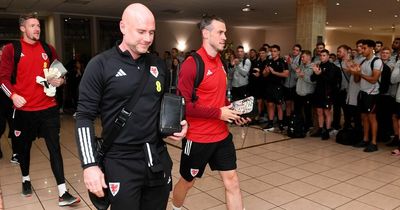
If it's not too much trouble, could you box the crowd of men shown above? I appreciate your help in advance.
[188,38,400,154]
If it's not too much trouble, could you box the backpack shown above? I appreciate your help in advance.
[187,52,227,102]
[336,127,362,145]
[287,114,306,138]
[360,57,391,94]
[11,40,53,84]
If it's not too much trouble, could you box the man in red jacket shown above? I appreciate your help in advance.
[0,12,79,206]
[172,14,249,210]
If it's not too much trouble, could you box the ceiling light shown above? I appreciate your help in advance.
[242,7,251,12]
[336,2,340,6]
[368,9,372,12]
[326,21,329,25]
[395,14,398,18]
[369,27,373,30]
[349,25,352,28]
[274,12,278,15]
[245,4,250,7]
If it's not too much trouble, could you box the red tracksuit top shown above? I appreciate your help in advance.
[0,39,58,111]
[177,46,229,143]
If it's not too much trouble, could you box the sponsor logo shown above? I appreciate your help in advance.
[20,53,25,57]
[115,69,127,77]
[190,168,199,177]
[109,182,120,196]
[150,66,159,78]
[206,69,213,76]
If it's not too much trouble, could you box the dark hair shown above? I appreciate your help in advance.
[236,45,244,50]
[198,14,225,30]
[337,44,351,51]
[259,47,267,52]
[301,50,312,56]
[395,37,400,41]
[316,42,325,47]
[356,39,365,45]
[249,49,257,53]
[293,44,302,51]
[19,12,38,26]
[263,43,270,48]
[362,39,376,48]
[329,53,336,57]
[375,41,383,46]
[270,44,280,51]
[320,49,330,54]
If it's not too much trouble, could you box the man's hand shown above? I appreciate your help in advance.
[83,166,107,197]
[48,77,64,87]
[312,64,321,75]
[167,120,188,141]
[11,93,26,108]
[220,105,241,123]
[234,117,251,125]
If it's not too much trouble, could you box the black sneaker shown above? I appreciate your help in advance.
[353,140,369,148]
[10,154,19,164]
[22,181,32,197]
[364,144,378,152]
[321,128,330,140]
[386,137,399,147]
[59,191,80,206]
[278,122,285,132]
[263,121,274,132]
[310,127,322,137]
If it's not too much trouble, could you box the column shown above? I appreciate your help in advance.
[296,0,327,51]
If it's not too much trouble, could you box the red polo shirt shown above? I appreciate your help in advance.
[177,46,229,143]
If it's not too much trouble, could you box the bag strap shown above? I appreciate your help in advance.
[99,54,153,157]
[339,60,349,83]
[190,52,204,103]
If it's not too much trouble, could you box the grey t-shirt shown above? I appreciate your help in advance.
[360,56,383,95]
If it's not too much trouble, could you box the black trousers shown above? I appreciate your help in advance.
[294,94,313,129]
[0,94,18,154]
[13,106,65,184]
[332,89,349,129]
[376,95,394,142]
[231,85,248,101]
[104,143,172,210]
[346,104,362,132]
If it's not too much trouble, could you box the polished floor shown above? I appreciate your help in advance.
[1,115,400,209]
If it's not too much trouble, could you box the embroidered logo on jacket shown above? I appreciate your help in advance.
[190,168,199,177]
[150,66,159,78]
[42,53,48,60]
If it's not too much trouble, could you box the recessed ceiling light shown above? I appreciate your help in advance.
[274,12,278,15]
[245,4,250,7]
[336,2,340,6]
[369,27,373,30]
[242,7,251,12]
[368,9,372,12]
[349,25,352,28]
[395,14,399,18]
[326,21,329,25]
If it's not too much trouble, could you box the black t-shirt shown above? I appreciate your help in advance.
[265,57,288,86]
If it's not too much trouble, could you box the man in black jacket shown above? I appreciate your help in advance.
[75,3,187,210]
[311,49,342,140]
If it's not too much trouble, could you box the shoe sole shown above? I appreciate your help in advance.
[10,160,20,164]
[59,197,81,206]
[263,128,275,132]
[21,192,32,197]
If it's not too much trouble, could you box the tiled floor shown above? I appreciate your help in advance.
[1,115,400,209]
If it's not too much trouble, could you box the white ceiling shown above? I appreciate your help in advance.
[1,0,400,35]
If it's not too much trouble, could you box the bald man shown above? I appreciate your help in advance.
[75,3,187,210]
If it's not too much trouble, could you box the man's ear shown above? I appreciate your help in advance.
[120,20,126,35]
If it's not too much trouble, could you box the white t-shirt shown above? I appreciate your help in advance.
[360,56,383,95]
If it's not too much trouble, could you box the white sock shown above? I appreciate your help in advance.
[22,175,30,183]
[172,204,182,210]
[58,183,67,197]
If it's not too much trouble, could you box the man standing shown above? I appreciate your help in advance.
[284,44,302,121]
[75,3,187,210]
[0,13,79,205]
[230,45,251,101]
[350,39,383,152]
[375,41,383,57]
[263,45,289,132]
[173,14,249,210]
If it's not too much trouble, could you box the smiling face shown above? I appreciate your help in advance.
[20,18,40,43]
